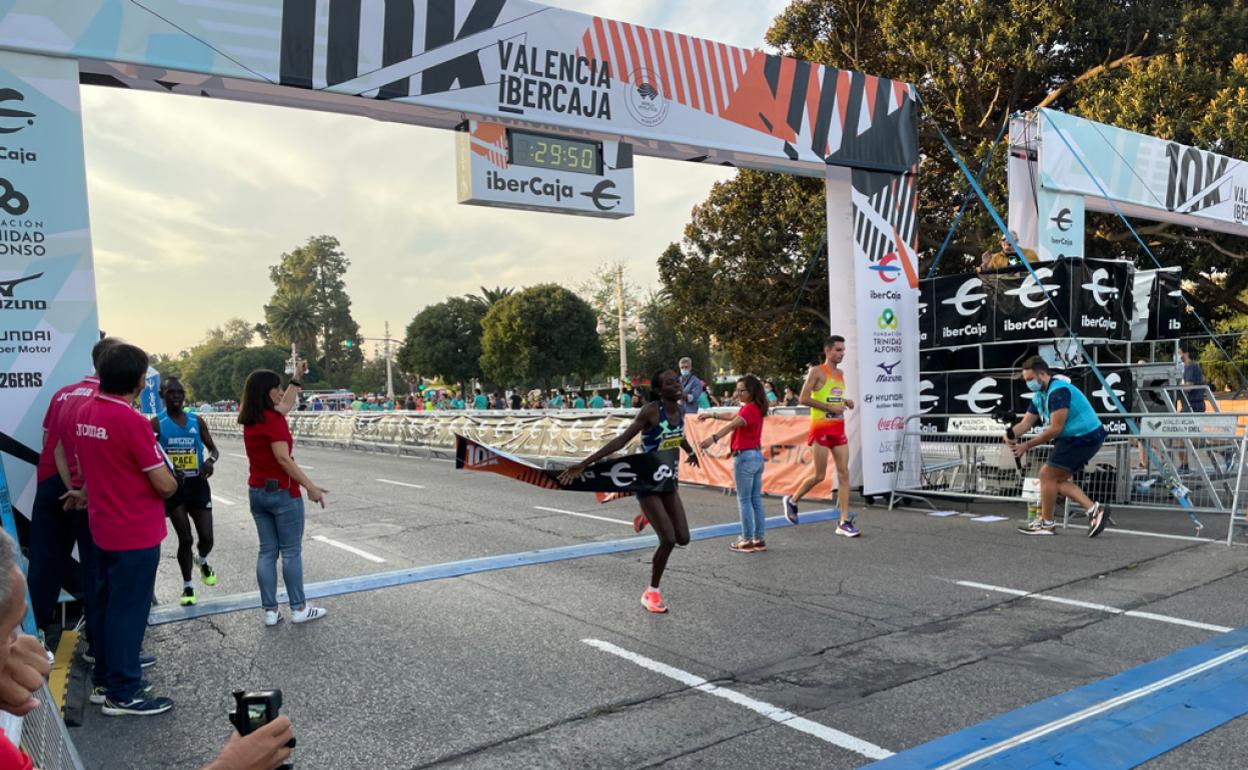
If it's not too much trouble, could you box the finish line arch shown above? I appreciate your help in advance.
[0,0,920,509]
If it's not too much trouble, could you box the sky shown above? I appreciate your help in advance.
[82,0,791,356]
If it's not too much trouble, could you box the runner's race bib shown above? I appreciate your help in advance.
[168,450,199,475]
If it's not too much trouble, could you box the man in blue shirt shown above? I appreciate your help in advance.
[1180,346,1206,413]
[1005,356,1109,538]
[679,357,704,414]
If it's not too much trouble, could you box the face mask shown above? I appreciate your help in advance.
[680,369,691,377]
[1026,379,1043,393]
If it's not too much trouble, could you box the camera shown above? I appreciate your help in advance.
[229,689,284,736]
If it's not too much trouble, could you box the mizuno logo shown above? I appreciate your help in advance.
[0,272,41,297]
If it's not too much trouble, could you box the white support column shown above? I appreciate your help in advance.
[825,166,863,488]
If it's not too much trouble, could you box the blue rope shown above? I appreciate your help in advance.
[927,117,1011,279]
[1038,110,1248,391]
[920,100,1196,513]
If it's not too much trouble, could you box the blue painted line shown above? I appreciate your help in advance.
[149,508,844,625]
[866,625,1248,770]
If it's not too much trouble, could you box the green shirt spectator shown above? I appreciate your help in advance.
[550,394,564,409]
[452,397,466,410]
[472,391,489,410]
[697,391,711,410]
[619,392,632,408]
[589,394,605,409]
[573,396,586,409]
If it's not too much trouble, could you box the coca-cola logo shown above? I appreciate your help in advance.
[877,416,905,431]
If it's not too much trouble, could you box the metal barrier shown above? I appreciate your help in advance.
[889,413,1248,540]
[0,683,86,770]
[201,410,644,463]
[1229,432,1248,546]
[0,453,85,769]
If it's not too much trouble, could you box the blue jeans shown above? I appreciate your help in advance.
[249,487,307,611]
[733,449,766,541]
[93,546,159,701]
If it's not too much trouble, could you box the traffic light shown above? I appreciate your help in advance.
[342,339,355,349]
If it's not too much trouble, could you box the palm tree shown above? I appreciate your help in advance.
[265,290,319,359]
[467,285,513,309]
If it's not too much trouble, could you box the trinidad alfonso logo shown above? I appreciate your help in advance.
[877,308,899,330]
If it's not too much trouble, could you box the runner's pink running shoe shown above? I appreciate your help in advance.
[640,589,667,614]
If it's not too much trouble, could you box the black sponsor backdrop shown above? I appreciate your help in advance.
[944,371,1012,416]
[919,368,1135,432]
[1072,260,1133,339]
[932,274,991,347]
[918,279,935,349]
[923,258,1140,348]
[1150,268,1184,339]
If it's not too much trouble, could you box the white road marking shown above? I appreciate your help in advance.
[956,580,1233,633]
[311,535,386,563]
[583,639,893,760]
[1103,528,1217,543]
[211,494,237,506]
[227,452,249,460]
[534,506,633,526]
[932,643,1248,769]
[298,464,314,470]
[376,478,425,490]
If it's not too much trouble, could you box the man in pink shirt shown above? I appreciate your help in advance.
[26,337,118,649]
[69,343,178,716]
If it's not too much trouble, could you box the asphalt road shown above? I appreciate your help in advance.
[64,438,1248,769]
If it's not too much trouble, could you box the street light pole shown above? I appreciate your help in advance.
[616,263,627,387]
[384,319,395,402]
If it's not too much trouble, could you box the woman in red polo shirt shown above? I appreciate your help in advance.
[238,362,328,627]
[698,375,769,552]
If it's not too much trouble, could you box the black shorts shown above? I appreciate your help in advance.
[167,475,212,512]
[1046,428,1107,474]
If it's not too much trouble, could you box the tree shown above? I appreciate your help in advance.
[265,235,364,385]
[398,297,486,394]
[663,0,1248,369]
[467,286,514,310]
[635,292,712,380]
[480,284,605,388]
[576,262,642,379]
[265,290,319,357]
[350,357,393,396]
[202,317,256,349]
[183,345,288,403]
[658,170,830,378]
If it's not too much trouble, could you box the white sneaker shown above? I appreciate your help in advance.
[291,606,327,624]
[264,610,281,627]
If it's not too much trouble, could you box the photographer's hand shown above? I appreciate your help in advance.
[204,716,293,770]
[0,633,50,716]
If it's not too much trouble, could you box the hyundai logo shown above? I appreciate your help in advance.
[1004,267,1059,309]
[1051,208,1073,232]
[870,253,902,283]
[1081,268,1118,308]
[942,277,987,317]
[953,377,1004,414]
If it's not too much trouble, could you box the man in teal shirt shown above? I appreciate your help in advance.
[619,389,633,408]
[572,392,586,409]
[550,390,564,409]
[588,390,605,409]
[472,388,489,410]
[452,391,466,410]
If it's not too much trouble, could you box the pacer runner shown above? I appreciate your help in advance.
[560,369,700,614]
[151,378,221,605]
[783,336,860,537]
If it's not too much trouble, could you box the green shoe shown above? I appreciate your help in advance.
[199,561,217,587]
[180,586,197,606]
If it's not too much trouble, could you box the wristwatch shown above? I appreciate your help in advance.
[289,380,303,388]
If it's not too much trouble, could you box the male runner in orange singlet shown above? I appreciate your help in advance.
[783,335,860,537]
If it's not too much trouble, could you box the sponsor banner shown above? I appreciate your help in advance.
[918,372,947,433]
[1071,259,1131,339]
[1035,187,1084,261]
[0,1,918,175]
[932,274,990,347]
[456,120,635,218]
[917,279,935,349]
[455,434,676,497]
[1136,414,1241,439]
[1039,108,1248,238]
[945,372,1011,417]
[679,415,840,501]
[0,52,98,521]
[989,262,1068,341]
[843,168,920,497]
[1150,267,1185,339]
